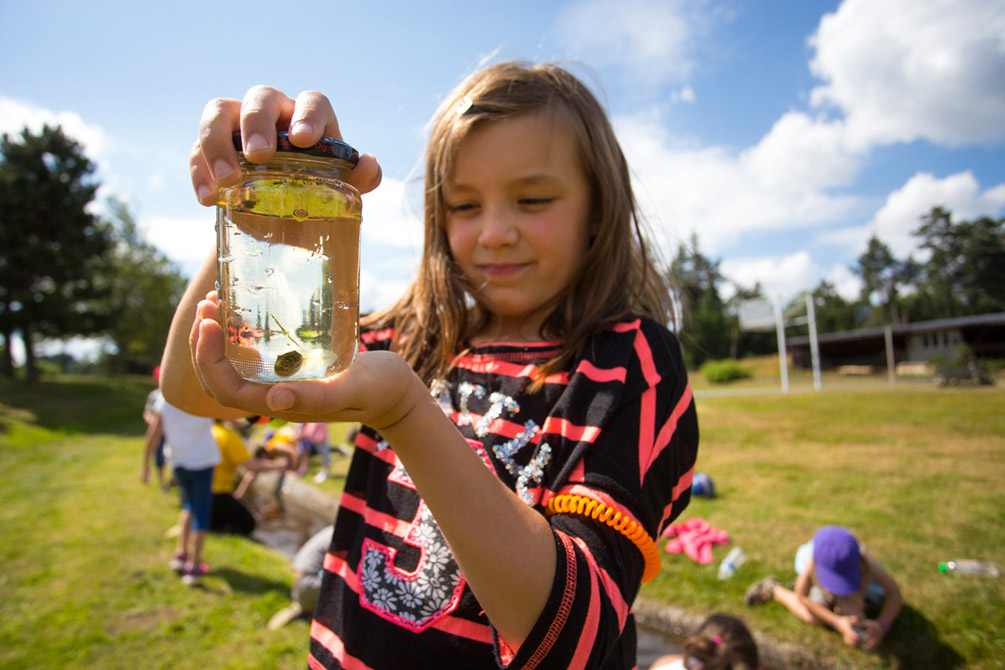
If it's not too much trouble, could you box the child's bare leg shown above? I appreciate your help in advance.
[189,530,206,568]
[176,509,192,557]
[771,584,818,624]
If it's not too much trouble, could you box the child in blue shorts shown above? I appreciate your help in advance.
[156,398,221,585]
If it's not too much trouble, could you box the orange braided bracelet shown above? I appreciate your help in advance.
[545,494,662,583]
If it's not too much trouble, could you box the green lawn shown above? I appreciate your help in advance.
[641,373,1005,669]
[1,372,1003,669]
[0,374,330,670]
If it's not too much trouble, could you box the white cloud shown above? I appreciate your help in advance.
[818,222,872,255]
[809,0,1005,148]
[720,251,818,303]
[146,170,168,193]
[555,0,713,86]
[824,264,862,302]
[0,95,164,234]
[358,176,422,310]
[564,0,1003,302]
[0,96,112,163]
[671,86,696,104]
[819,171,1005,264]
[141,214,216,276]
[867,171,1005,258]
[616,113,864,258]
[741,111,860,193]
[360,266,413,314]
[360,176,423,250]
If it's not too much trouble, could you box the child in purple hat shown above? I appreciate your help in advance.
[744,525,902,649]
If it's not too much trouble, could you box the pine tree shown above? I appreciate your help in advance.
[0,125,113,382]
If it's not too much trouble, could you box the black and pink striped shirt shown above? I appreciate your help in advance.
[309,318,699,670]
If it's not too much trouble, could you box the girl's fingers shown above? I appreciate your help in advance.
[189,141,216,206]
[197,96,243,187]
[193,316,271,412]
[350,153,382,195]
[264,374,361,421]
[189,295,221,396]
[286,91,381,195]
[192,87,377,201]
[191,292,338,422]
[262,354,401,424]
[187,299,205,375]
[289,90,341,144]
[238,85,296,163]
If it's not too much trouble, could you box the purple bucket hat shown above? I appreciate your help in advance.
[813,526,862,596]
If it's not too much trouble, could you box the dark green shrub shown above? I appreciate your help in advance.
[700,359,752,384]
[932,345,994,386]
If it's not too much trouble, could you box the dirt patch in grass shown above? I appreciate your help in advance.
[105,606,185,636]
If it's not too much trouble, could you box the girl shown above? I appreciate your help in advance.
[161,61,699,669]
[649,614,760,670]
[744,525,901,650]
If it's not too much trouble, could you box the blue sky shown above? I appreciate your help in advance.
[2,0,1004,334]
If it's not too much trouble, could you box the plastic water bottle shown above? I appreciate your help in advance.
[938,560,1000,577]
[718,547,746,580]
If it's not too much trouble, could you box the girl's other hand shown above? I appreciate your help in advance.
[863,619,887,650]
[834,615,864,647]
[189,292,423,429]
[189,86,382,207]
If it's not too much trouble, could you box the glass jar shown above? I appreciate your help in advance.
[216,131,362,384]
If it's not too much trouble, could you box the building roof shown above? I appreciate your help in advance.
[789,312,1005,346]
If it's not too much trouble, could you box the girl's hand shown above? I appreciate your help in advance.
[189,292,425,429]
[834,615,864,647]
[189,86,382,206]
[863,619,888,650]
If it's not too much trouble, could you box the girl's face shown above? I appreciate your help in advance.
[443,110,592,342]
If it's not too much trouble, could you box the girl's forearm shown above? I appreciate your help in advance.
[160,250,248,419]
[876,588,901,629]
[800,595,839,628]
[378,374,557,650]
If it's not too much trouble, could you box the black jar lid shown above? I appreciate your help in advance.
[232,131,359,164]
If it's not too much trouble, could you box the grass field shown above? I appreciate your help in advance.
[0,374,345,670]
[1,370,1003,669]
[643,366,1005,669]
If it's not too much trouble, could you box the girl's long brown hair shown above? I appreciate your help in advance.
[362,61,676,387]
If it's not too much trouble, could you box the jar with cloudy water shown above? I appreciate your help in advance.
[216,131,362,384]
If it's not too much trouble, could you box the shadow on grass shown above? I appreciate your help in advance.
[213,566,291,598]
[0,374,151,438]
[876,604,964,669]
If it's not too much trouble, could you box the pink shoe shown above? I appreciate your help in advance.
[181,562,210,586]
[169,552,187,573]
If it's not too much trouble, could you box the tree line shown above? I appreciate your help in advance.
[671,209,1004,369]
[1,124,1002,379]
[0,125,187,382]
